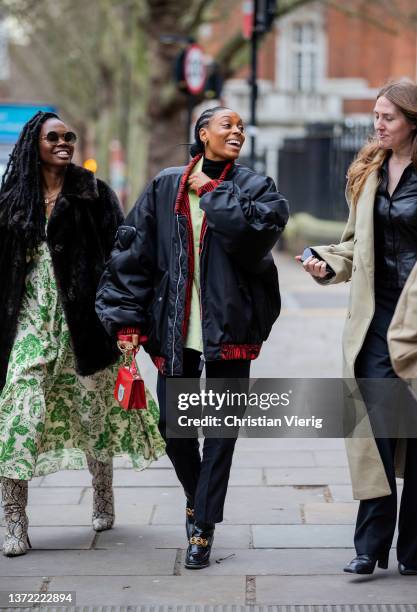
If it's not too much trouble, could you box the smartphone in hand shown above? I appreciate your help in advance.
[300,247,334,277]
[300,247,318,262]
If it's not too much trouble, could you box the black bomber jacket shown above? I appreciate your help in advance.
[96,158,289,376]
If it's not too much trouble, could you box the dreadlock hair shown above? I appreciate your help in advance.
[190,106,230,157]
[1,110,60,249]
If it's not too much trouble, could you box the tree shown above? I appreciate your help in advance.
[2,0,416,191]
[1,0,147,200]
[141,0,417,177]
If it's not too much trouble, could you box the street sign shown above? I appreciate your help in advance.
[183,44,207,96]
[0,103,57,179]
[0,103,56,144]
[242,0,254,40]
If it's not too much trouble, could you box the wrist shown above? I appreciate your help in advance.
[197,180,220,197]
[117,328,148,345]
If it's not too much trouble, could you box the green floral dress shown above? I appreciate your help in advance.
[0,241,165,480]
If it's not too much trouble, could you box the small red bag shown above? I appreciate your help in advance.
[114,350,147,410]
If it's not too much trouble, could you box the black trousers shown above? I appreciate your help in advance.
[157,349,250,524]
[354,286,417,566]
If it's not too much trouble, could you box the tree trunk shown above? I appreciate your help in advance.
[145,2,194,179]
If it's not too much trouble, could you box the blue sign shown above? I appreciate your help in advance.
[0,103,57,144]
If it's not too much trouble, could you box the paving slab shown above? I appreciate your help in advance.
[81,487,184,512]
[40,470,92,487]
[48,575,246,606]
[231,450,315,468]
[329,483,403,503]
[236,438,345,451]
[0,576,44,592]
[27,487,84,505]
[252,524,356,548]
[0,526,96,550]
[304,502,359,524]
[228,468,264,485]
[327,484,356,502]
[146,455,175,469]
[27,503,153,526]
[113,455,172,469]
[83,485,331,509]
[95,524,251,549]
[313,450,349,466]
[0,549,176,576]
[28,476,44,488]
[226,485,327,505]
[152,486,326,525]
[265,467,351,486]
[260,317,345,377]
[111,468,263,487]
[81,486,185,507]
[114,469,179,486]
[255,573,417,604]
[191,548,357,575]
[153,499,302,525]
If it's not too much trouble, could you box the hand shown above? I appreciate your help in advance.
[117,333,140,352]
[187,171,211,193]
[295,254,328,278]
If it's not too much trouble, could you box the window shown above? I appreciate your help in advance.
[291,22,318,92]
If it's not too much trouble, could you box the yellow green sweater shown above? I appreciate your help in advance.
[185,157,204,353]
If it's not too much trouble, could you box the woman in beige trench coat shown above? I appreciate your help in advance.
[297,79,417,576]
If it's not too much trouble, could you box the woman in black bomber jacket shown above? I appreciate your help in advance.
[0,112,164,558]
[96,106,289,569]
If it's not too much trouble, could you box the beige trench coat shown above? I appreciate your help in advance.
[312,170,405,500]
[388,260,417,379]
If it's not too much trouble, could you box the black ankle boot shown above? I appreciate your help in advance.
[344,553,389,574]
[184,521,215,569]
[398,562,417,575]
[185,502,195,540]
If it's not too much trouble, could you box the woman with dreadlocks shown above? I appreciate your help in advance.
[96,106,289,569]
[0,111,164,557]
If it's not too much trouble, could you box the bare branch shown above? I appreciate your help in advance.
[184,0,215,31]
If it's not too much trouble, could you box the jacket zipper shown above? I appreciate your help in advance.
[199,215,208,357]
[172,213,183,375]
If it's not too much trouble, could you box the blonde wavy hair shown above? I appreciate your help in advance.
[347,78,417,206]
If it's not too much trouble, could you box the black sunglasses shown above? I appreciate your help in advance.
[41,130,77,144]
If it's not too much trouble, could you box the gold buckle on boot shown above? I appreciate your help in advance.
[189,536,208,546]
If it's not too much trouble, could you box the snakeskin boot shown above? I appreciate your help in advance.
[86,455,115,532]
[1,478,31,557]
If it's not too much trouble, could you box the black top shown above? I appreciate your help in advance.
[374,158,417,290]
[202,157,229,180]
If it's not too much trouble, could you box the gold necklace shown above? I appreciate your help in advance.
[44,189,61,205]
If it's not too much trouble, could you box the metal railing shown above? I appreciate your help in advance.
[278,121,373,221]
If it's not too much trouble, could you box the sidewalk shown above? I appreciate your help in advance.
[1,253,415,606]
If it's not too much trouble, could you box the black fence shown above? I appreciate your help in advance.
[278,122,373,221]
[239,152,267,176]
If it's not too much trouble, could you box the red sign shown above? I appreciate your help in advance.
[242,0,254,40]
[184,44,207,96]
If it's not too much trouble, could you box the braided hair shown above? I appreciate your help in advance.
[190,106,230,157]
[1,110,60,249]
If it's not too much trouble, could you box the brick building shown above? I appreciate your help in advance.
[199,1,417,180]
